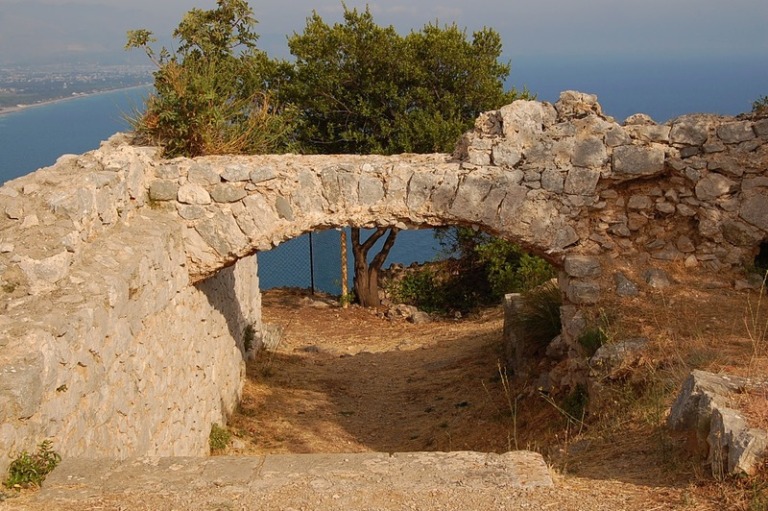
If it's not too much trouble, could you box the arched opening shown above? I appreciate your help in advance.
[755,240,768,275]
[223,225,564,454]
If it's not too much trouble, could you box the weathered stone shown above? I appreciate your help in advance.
[676,235,696,253]
[572,137,608,167]
[177,204,207,221]
[695,173,738,201]
[626,123,671,143]
[18,251,73,294]
[564,255,601,278]
[275,196,294,221]
[178,184,211,205]
[739,192,768,230]
[612,145,665,178]
[590,337,649,369]
[148,180,179,202]
[188,164,220,186]
[754,119,768,137]
[555,90,602,119]
[644,268,671,288]
[491,142,523,167]
[210,184,247,204]
[221,165,251,182]
[717,121,755,144]
[627,194,652,211]
[541,168,565,192]
[670,117,709,146]
[614,272,639,297]
[721,220,761,247]
[250,166,278,183]
[564,167,600,195]
[566,280,600,304]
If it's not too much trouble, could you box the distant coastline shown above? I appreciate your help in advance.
[0,84,151,117]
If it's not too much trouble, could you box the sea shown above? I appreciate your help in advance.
[1,55,766,294]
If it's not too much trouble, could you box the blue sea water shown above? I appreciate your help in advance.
[2,55,765,294]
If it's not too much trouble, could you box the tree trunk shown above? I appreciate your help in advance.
[351,226,399,308]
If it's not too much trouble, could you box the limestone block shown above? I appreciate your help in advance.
[571,137,608,168]
[149,180,179,201]
[565,280,600,304]
[359,174,385,206]
[492,142,523,167]
[716,121,755,144]
[178,184,211,205]
[625,124,671,143]
[695,173,738,201]
[500,99,557,139]
[563,255,601,278]
[708,407,768,477]
[0,348,44,419]
[564,168,600,196]
[614,272,639,296]
[406,172,435,212]
[739,192,768,231]
[541,169,565,192]
[754,119,768,138]
[221,165,251,182]
[605,126,631,147]
[554,91,602,119]
[195,212,249,258]
[670,116,710,146]
[188,164,221,186]
[275,196,293,220]
[18,251,73,295]
[250,166,278,183]
[627,194,652,211]
[611,145,665,179]
[590,337,649,370]
[721,220,762,247]
[210,184,247,204]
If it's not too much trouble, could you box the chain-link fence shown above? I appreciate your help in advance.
[257,227,445,295]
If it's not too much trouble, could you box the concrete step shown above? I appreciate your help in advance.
[23,451,553,510]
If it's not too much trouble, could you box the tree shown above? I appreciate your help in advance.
[284,6,527,306]
[126,0,294,157]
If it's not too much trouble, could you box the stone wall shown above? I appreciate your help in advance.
[1,91,766,472]
[0,143,259,474]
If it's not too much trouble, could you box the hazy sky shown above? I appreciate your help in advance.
[1,0,767,66]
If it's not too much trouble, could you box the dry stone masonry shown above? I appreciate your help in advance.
[0,91,766,472]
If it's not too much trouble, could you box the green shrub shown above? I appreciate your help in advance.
[4,440,61,489]
[753,95,768,115]
[209,423,231,453]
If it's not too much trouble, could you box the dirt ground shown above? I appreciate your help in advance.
[222,266,768,510]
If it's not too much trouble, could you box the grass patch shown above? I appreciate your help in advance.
[209,424,231,453]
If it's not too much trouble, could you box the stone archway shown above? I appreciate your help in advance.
[1,91,766,471]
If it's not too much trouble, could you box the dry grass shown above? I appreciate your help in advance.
[224,261,768,510]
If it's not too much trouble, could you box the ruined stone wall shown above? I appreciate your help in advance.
[0,141,259,474]
[1,91,766,471]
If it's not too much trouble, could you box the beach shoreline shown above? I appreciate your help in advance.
[0,84,151,117]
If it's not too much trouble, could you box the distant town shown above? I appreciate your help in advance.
[0,64,153,113]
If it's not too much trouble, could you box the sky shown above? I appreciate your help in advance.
[0,0,767,119]
[1,0,766,64]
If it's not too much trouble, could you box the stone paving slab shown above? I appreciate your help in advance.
[24,451,552,510]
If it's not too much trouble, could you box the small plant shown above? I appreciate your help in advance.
[209,423,231,453]
[578,327,607,357]
[561,384,590,425]
[4,440,61,489]
[753,95,768,115]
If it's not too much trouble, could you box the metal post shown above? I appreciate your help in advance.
[309,232,315,295]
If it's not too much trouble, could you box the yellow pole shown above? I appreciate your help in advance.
[340,228,349,308]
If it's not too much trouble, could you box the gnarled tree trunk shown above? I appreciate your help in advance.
[351,226,399,307]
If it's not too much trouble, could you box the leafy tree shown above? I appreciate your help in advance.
[126,0,294,157]
[284,6,527,306]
